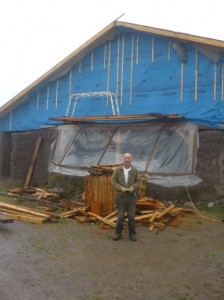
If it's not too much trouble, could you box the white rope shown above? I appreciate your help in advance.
[183,183,222,223]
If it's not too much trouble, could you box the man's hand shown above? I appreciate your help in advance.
[121,187,126,192]
[129,186,134,192]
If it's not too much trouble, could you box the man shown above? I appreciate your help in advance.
[111,153,140,241]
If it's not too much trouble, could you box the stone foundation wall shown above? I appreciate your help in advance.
[1,127,224,205]
[10,128,57,185]
[0,132,11,176]
[146,129,224,205]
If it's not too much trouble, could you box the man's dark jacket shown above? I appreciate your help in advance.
[111,165,140,197]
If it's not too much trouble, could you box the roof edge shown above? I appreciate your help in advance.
[1,21,224,117]
[116,21,224,48]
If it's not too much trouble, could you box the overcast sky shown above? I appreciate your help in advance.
[0,0,223,107]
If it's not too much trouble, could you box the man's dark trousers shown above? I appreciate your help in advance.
[115,193,136,236]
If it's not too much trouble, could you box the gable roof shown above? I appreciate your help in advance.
[1,21,224,118]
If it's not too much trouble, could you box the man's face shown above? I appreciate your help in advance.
[123,153,132,167]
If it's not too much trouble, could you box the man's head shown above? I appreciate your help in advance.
[123,153,132,168]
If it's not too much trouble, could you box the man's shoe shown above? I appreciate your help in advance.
[113,234,122,241]
[129,235,137,241]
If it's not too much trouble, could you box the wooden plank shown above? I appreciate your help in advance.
[156,204,175,219]
[98,175,108,215]
[0,201,50,218]
[149,211,159,223]
[93,176,99,201]
[135,213,154,221]
[84,175,94,206]
[87,212,116,227]
[104,211,116,219]
[148,223,154,231]
[59,207,87,218]
[3,212,46,224]
[24,136,42,189]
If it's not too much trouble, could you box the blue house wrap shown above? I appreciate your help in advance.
[0,21,224,131]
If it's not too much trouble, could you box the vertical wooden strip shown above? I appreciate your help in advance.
[106,41,111,106]
[85,176,94,207]
[93,176,99,202]
[180,62,184,102]
[55,80,59,109]
[195,49,198,101]
[152,37,155,63]
[116,37,120,98]
[168,41,171,62]
[130,34,134,105]
[99,176,108,215]
[36,92,39,111]
[79,61,82,73]
[104,43,107,70]
[136,35,139,65]
[222,62,224,100]
[46,85,49,110]
[91,52,94,71]
[120,33,125,105]
[24,136,42,189]
[69,70,72,98]
[214,64,217,101]
[10,112,12,131]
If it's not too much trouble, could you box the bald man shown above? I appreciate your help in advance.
[112,153,140,241]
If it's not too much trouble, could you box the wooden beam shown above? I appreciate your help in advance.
[24,136,42,189]
[87,212,116,227]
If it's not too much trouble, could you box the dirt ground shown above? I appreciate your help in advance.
[0,211,223,300]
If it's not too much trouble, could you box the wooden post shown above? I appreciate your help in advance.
[24,136,42,189]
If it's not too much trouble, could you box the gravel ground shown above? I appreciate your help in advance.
[0,213,224,300]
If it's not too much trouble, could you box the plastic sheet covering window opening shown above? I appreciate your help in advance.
[48,123,202,187]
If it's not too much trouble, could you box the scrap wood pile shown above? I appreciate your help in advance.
[88,164,122,176]
[0,200,59,224]
[82,197,195,232]
[57,196,195,232]
[0,187,88,224]
[134,197,194,231]
[1,187,194,230]
[5,187,82,210]
[0,199,89,225]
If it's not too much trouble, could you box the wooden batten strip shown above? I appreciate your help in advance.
[214,64,217,101]
[55,79,59,109]
[222,62,224,100]
[87,212,116,227]
[3,212,46,224]
[195,49,198,101]
[24,136,42,189]
[156,204,175,219]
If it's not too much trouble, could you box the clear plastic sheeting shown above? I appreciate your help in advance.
[48,123,202,187]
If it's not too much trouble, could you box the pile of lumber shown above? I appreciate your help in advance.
[59,196,194,232]
[7,187,60,200]
[135,197,186,231]
[0,191,194,230]
[4,187,81,210]
[0,201,59,224]
[89,164,122,176]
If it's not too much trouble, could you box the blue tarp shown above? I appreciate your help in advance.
[1,28,224,131]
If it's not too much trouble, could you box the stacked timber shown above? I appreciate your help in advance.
[61,196,194,232]
[0,201,59,224]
